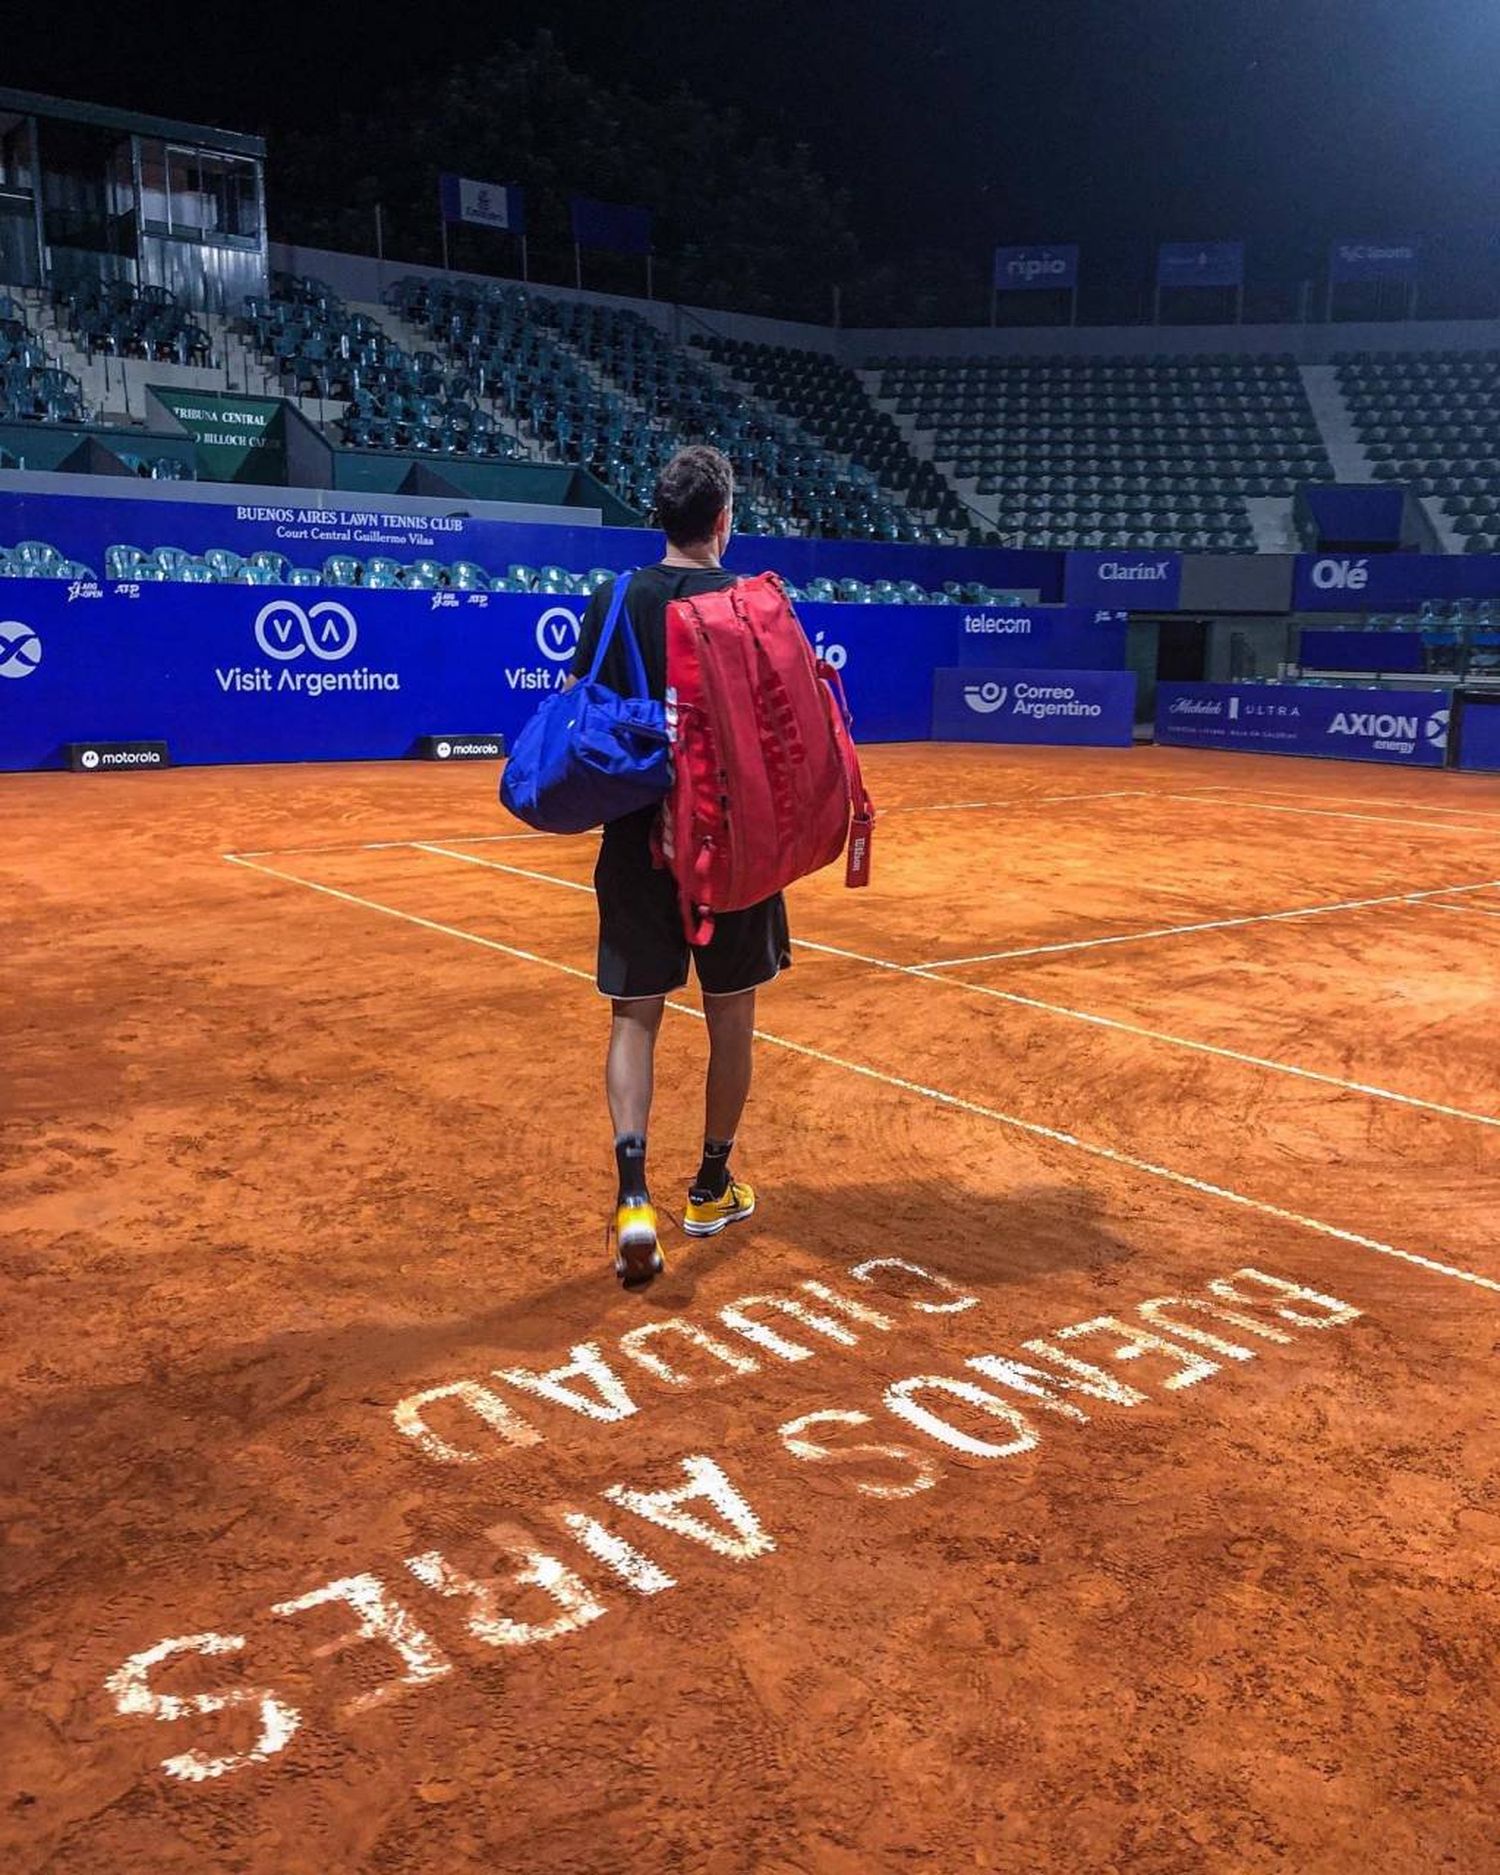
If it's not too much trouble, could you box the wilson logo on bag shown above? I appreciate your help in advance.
[658,571,874,943]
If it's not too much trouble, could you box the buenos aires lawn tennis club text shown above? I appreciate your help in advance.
[107,1258,1363,1784]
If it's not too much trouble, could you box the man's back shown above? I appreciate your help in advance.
[571,562,739,704]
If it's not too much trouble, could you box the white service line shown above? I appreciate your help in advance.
[1150,793,1500,837]
[231,831,550,861]
[915,876,1500,968]
[1421,899,1500,923]
[1203,785,1500,822]
[224,853,1500,1296]
[410,846,1500,1130]
[883,790,1151,814]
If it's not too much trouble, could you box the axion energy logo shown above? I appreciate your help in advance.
[0,620,42,679]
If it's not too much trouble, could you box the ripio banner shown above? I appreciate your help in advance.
[992,245,1079,291]
[1156,682,1450,767]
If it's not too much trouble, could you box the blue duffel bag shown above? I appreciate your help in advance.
[499,574,671,833]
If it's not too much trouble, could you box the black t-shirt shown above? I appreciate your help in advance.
[569,561,738,702]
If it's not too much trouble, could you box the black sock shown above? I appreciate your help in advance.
[615,1133,648,1203]
[692,1136,734,1201]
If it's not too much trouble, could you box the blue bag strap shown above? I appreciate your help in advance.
[584,571,649,697]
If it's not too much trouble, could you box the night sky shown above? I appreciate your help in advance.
[8,0,1500,267]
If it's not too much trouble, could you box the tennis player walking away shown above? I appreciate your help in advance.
[569,446,790,1288]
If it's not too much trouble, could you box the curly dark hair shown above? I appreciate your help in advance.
[653,445,734,547]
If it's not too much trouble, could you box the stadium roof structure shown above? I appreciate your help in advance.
[0,86,264,160]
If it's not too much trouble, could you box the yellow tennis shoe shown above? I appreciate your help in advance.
[683,1178,756,1238]
[613,1197,664,1288]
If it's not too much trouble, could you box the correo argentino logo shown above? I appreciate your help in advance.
[963,681,1008,715]
[0,620,42,679]
[254,600,359,662]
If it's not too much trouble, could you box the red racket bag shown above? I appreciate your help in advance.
[659,572,873,945]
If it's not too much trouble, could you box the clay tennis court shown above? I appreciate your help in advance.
[4,742,1499,1873]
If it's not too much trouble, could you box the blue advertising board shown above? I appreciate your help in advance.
[993,244,1079,291]
[933,668,1137,746]
[1329,239,1419,283]
[0,585,965,770]
[1157,682,1450,767]
[1298,629,1425,674]
[1157,242,1244,288]
[0,489,1062,607]
[954,605,1127,670]
[1456,696,1500,772]
[1064,551,1181,609]
[1292,552,1500,612]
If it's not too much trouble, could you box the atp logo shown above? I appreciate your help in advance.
[536,607,581,663]
[0,620,42,679]
[964,681,1008,715]
[253,600,359,662]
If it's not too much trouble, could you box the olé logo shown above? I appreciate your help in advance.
[536,606,581,663]
[964,681,1008,715]
[435,741,453,759]
[1310,557,1369,593]
[0,620,42,679]
[81,748,100,769]
[812,630,848,671]
[1425,707,1450,749]
[254,600,359,662]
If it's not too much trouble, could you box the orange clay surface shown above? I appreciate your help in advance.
[3,742,1499,1874]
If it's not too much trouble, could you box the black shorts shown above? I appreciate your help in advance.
[593,811,791,1000]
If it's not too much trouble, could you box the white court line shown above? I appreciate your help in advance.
[232,831,549,861]
[224,854,1500,1296]
[884,790,1150,814]
[1150,793,1500,837]
[916,877,1500,969]
[1421,899,1500,923]
[409,845,1500,1133]
[1202,784,1500,822]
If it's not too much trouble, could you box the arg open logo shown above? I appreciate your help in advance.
[253,600,359,662]
[0,620,42,679]
[964,681,1009,715]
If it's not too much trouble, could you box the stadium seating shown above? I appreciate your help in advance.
[57,280,212,368]
[1336,350,1500,551]
[1,295,87,424]
[694,335,973,538]
[869,352,1332,549]
[0,533,1024,603]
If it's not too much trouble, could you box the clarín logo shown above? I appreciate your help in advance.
[964,682,1009,715]
[1098,559,1172,583]
[535,606,581,663]
[0,620,42,679]
[254,601,359,662]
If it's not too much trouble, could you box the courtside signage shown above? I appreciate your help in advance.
[414,735,506,761]
[64,740,170,771]
[1064,552,1181,608]
[1456,695,1500,773]
[932,667,1137,746]
[955,606,1127,671]
[1157,682,1450,766]
[1329,239,1419,283]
